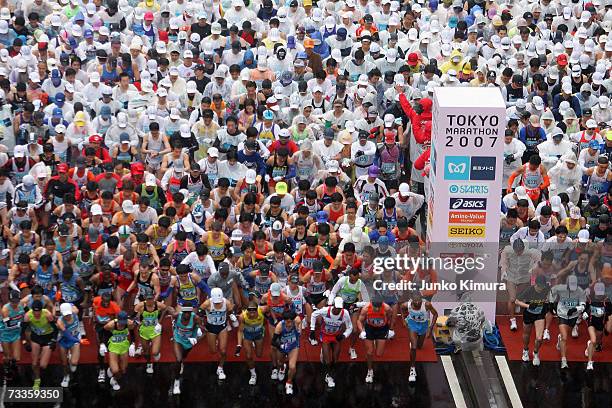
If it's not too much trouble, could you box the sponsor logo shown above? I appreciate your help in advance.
[448,225,486,238]
[448,211,487,224]
[449,197,487,210]
[444,156,470,180]
[448,184,489,195]
[470,156,496,181]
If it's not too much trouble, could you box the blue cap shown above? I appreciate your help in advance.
[448,16,458,28]
[316,210,328,223]
[429,0,438,10]
[84,29,93,38]
[100,105,111,116]
[263,110,274,120]
[74,11,85,21]
[120,132,130,142]
[337,28,347,40]
[117,310,128,323]
[55,93,65,103]
[51,69,61,79]
[378,235,389,245]
[297,51,308,60]
[52,107,63,117]
[589,140,600,149]
[287,35,295,49]
[68,37,78,49]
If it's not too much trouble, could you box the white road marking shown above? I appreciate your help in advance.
[495,355,524,408]
[441,355,468,408]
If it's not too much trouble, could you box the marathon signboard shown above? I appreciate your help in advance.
[426,87,506,321]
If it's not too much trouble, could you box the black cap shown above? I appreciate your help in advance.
[245,140,258,150]
[504,129,513,137]
[31,300,43,311]
[364,14,373,22]
[540,205,552,216]
[599,214,609,224]
[312,260,323,272]
[523,12,533,19]
[258,263,270,275]
[219,263,230,274]
[487,71,496,79]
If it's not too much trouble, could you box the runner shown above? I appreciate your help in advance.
[401,293,438,383]
[92,291,121,383]
[56,303,82,387]
[134,293,168,374]
[236,300,269,385]
[104,310,135,391]
[200,287,237,380]
[515,275,551,366]
[357,296,394,383]
[271,310,302,395]
[310,296,352,388]
[0,290,25,381]
[583,282,612,370]
[24,300,55,389]
[170,306,203,395]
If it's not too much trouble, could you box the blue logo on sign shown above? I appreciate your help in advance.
[444,156,470,180]
[470,156,496,181]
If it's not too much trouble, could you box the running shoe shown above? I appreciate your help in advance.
[309,336,318,346]
[571,325,579,338]
[99,344,107,356]
[532,353,540,367]
[387,330,395,339]
[521,349,530,362]
[173,379,181,395]
[349,347,357,360]
[278,364,286,381]
[97,368,105,383]
[301,319,307,329]
[285,383,293,395]
[509,318,517,331]
[110,377,120,391]
[543,329,550,341]
[249,372,257,385]
[271,369,279,380]
[61,374,70,388]
[561,358,568,369]
[586,361,593,371]
[556,334,561,351]
[408,367,417,382]
[585,340,591,358]
[325,374,335,388]
[217,366,226,380]
[107,367,113,378]
[78,321,86,338]
[33,379,41,390]
[365,369,374,384]
[180,362,184,375]
[146,363,154,374]
[135,345,143,356]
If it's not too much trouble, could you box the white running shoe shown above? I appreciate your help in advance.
[309,336,318,346]
[99,344,107,357]
[107,367,113,378]
[585,340,591,358]
[271,369,279,380]
[408,367,417,382]
[561,358,568,369]
[278,365,286,381]
[325,374,335,388]
[110,377,120,391]
[522,349,530,362]
[365,369,374,383]
[217,366,226,380]
[543,329,550,341]
[146,363,154,374]
[61,374,70,388]
[556,334,561,351]
[586,361,593,371]
[135,345,143,356]
[387,330,395,339]
[349,347,357,360]
[532,353,540,367]
[180,363,184,375]
[97,368,105,383]
[509,318,518,331]
[249,372,257,385]
[173,379,181,395]
[571,325,579,338]
[285,383,293,395]
[78,321,86,337]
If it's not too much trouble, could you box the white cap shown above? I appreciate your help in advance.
[122,200,135,214]
[211,287,224,303]
[561,83,572,94]
[334,296,344,308]
[231,230,243,241]
[577,229,590,243]
[399,182,410,195]
[351,226,362,242]
[549,195,562,212]
[180,217,194,232]
[245,169,257,184]
[180,123,191,138]
[586,119,597,129]
[207,147,219,158]
[338,223,351,239]
[570,206,581,219]
[90,203,103,215]
[55,124,66,133]
[13,145,26,158]
[598,95,609,109]
[270,282,282,296]
[60,303,73,316]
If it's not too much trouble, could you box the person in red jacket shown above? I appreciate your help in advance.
[83,134,112,164]
[44,163,81,209]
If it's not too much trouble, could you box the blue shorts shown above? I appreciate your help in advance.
[280,341,299,355]
[174,335,193,350]
[243,328,264,342]
[59,337,79,350]
[178,298,198,308]
[0,329,21,344]
[407,319,429,336]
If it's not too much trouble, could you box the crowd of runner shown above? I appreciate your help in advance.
[0,0,609,396]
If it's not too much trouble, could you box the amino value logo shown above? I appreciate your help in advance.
[444,156,470,180]
[448,211,487,224]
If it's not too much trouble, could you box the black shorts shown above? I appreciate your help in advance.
[307,293,326,306]
[558,316,578,327]
[95,323,111,345]
[523,310,546,325]
[31,332,54,347]
[383,179,399,192]
[205,323,226,335]
[587,316,606,332]
[365,324,389,340]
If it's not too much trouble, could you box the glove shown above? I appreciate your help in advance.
[355,301,368,308]
[323,290,331,298]
[154,323,162,335]
[394,117,403,125]
[230,313,239,327]
[234,345,242,356]
[356,151,364,157]
[567,307,577,317]
[264,174,270,182]
[341,158,351,167]
[327,297,333,306]
[582,312,589,321]
[273,176,282,182]
[505,155,515,164]
[566,186,575,195]
[336,334,345,342]
[359,331,366,340]
[128,343,136,357]
[188,337,197,346]
[576,305,585,314]
[196,328,203,338]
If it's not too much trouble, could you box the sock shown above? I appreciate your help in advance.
[70,365,77,373]
[250,368,256,375]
